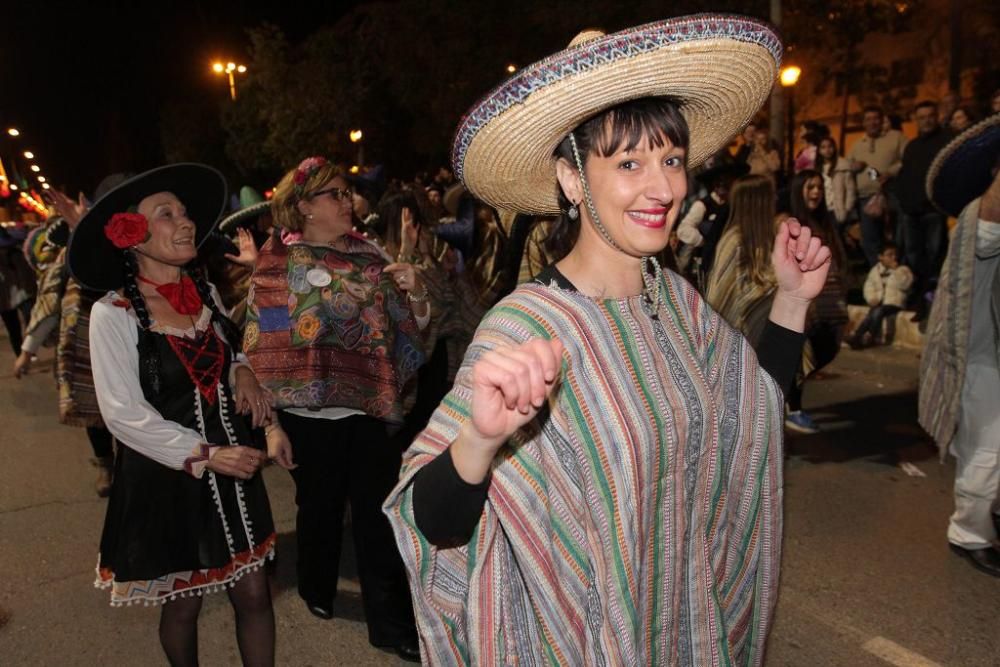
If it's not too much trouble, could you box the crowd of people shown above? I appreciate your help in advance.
[0,12,998,666]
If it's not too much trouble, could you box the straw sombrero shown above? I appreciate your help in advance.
[68,164,227,291]
[927,113,1000,217]
[452,14,782,215]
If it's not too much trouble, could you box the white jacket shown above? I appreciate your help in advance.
[863,263,914,308]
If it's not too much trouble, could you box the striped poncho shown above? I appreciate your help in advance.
[385,269,784,666]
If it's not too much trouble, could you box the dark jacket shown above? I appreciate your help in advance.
[895,127,952,215]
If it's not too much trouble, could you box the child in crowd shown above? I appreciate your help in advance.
[848,243,913,348]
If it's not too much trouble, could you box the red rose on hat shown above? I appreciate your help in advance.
[104,212,150,249]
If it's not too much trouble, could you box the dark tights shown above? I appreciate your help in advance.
[158,567,274,667]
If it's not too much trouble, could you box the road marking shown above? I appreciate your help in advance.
[862,637,942,667]
[899,462,927,478]
[782,586,944,666]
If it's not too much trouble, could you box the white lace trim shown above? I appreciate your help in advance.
[217,384,256,552]
[96,549,275,607]
[111,294,213,338]
[208,470,237,558]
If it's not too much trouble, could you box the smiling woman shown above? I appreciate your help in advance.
[384,15,837,665]
[65,164,279,666]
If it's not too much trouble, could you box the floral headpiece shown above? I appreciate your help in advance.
[293,156,328,197]
[104,211,150,249]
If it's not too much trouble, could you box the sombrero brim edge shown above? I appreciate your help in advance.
[452,14,783,215]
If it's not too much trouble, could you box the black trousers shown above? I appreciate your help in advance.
[277,411,416,645]
[1,308,23,355]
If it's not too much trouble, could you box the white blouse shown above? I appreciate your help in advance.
[89,289,249,477]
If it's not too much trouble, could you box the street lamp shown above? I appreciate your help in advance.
[506,64,517,74]
[37,176,46,183]
[30,165,40,172]
[212,61,247,101]
[349,129,364,166]
[23,151,34,159]
[7,128,19,137]
[780,65,802,175]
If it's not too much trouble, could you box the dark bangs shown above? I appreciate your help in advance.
[586,97,689,158]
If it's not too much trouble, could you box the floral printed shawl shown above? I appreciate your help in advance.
[244,232,424,423]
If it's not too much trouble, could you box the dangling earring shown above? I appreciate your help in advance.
[307,213,314,220]
[567,202,579,220]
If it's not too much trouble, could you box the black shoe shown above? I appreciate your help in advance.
[393,639,421,663]
[373,638,421,663]
[949,543,1000,577]
[302,598,334,620]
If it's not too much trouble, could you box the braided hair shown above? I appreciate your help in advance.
[122,251,163,397]
[189,268,242,353]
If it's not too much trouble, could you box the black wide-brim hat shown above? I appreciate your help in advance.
[927,113,1000,218]
[68,164,227,291]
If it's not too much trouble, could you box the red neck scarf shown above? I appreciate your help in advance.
[137,274,203,316]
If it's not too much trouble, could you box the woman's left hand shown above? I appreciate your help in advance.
[233,365,273,428]
[771,218,832,303]
[384,262,423,294]
[224,228,259,267]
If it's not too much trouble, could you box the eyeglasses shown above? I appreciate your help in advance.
[310,186,354,202]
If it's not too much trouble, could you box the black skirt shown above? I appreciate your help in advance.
[96,323,275,606]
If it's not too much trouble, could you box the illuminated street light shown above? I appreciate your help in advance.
[37,176,46,183]
[780,65,802,88]
[7,128,19,137]
[349,130,364,166]
[42,183,50,190]
[30,165,40,172]
[506,64,517,74]
[9,184,17,191]
[212,60,247,100]
[23,151,34,159]
[779,65,802,175]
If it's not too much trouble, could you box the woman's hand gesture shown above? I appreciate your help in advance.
[224,228,259,267]
[771,218,831,303]
[207,445,264,480]
[399,207,419,259]
[450,337,565,484]
[47,189,88,229]
[266,426,296,470]
[467,338,564,449]
[233,365,273,428]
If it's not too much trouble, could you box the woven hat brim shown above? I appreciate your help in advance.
[219,201,272,232]
[926,113,1000,218]
[453,15,782,215]
[68,164,227,291]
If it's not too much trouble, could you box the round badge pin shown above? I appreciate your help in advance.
[306,268,332,287]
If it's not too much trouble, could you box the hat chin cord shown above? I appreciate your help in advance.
[568,133,662,313]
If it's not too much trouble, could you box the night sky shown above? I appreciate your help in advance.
[2,1,362,197]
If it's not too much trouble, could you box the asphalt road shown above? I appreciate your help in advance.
[1,332,997,666]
